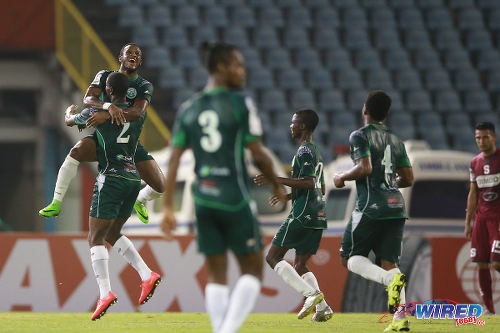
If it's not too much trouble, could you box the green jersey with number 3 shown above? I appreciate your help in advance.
[290,142,327,229]
[349,123,411,219]
[94,103,145,181]
[171,87,262,211]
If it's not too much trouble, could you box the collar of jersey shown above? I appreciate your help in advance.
[128,74,139,81]
[203,86,228,95]
[367,123,387,128]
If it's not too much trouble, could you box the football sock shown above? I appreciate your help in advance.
[205,283,229,332]
[274,260,316,297]
[113,236,152,281]
[302,272,328,311]
[137,185,162,203]
[347,255,389,285]
[218,275,261,333]
[53,155,80,202]
[478,268,495,314]
[90,246,111,299]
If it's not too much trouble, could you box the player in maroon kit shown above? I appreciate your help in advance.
[465,122,500,315]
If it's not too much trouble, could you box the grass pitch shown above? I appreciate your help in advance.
[0,312,498,333]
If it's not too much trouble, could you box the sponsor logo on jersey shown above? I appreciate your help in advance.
[475,173,500,188]
[482,191,498,202]
[127,87,137,99]
[199,165,230,177]
[116,154,133,163]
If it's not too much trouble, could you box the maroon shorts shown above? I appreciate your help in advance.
[470,216,500,262]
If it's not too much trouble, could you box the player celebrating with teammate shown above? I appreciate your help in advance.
[465,122,500,315]
[161,42,285,333]
[253,109,332,322]
[334,91,414,332]
[39,43,163,224]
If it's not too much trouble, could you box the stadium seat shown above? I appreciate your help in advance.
[398,8,425,30]
[258,7,284,28]
[386,90,405,112]
[248,0,273,8]
[295,49,322,70]
[443,49,472,70]
[425,8,453,31]
[176,6,200,27]
[354,49,382,70]
[360,0,387,8]
[434,28,462,51]
[254,27,280,50]
[147,5,171,27]
[332,112,358,129]
[284,28,310,49]
[265,48,291,70]
[445,112,471,132]
[336,68,363,90]
[159,67,185,89]
[277,69,304,90]
[424,69,452,91]
[192,27,217,46]
[343,29,371,51]
[231,8,255,28]
[416,0,444,9]
[247,68,274,90]
[324,49,352,70]
[486,70,500,92]
[275,0,302,8]
[132,26,158,48]
[176,47,201,68]
[369,7,397,29]
[261,89,287,112]
[464,29,493,51]
[383,48,411,70]
[346,90,369,111]
[187,67,208,90]
[474,112,500,129]
[448,0,475,10]
[478,0,500,9]
[135,0,158,5]
[218,0,245,5]
[414,49,442,70]
[307,0,330,8]
[333,0,359,7]
[365,68,393,90]
[313,7,341,28]
[373,28,402,50]
[163,26,188,47]
[403,29,432,51]
[389,113,416,141]
[406,90,433,112]
[451,131,477,152]
[453,69,483,92]
[239,47,261,69]
[435,90,462,113]
[163,0,184,6]
[145,46,171,68]
[306,68,333,90]
[191,0,215,6]
[387,0,414,8]
[318,90,346,113]
[464,90,492,113]
[287,7,313,28]
[394,69,422,91]
[487,9,500,31]
[457,9,484,31]
[478,48,500,71]
[290,89,316,110]
[119,6,143,27]
[204,7,228,27]
[313,28,341,50]
[416,113,449,149]
[343,8,368,29]
[172,88,195,110]
[223,27,249,48]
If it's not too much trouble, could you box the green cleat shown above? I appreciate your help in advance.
[134,200,149,224]
[39,200,62,218]
[384,318,410,332]
[386,273,407,314]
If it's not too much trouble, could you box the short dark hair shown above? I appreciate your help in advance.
[199,41,238,73]
[295,109,319,132]
[119,43,141,56]
[365,90,391,122]
[476,122,495,133]
[107,72,129,98]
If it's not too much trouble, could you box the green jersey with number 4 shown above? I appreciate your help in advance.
[94,103,145,181]
[349,123,411,219]
[171,87,262,211]
[290,142,327,229]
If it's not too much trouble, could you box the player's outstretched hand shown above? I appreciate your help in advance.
[64,105,78,125]
[161,209,176,241]
[108,104,126,125]
[464,224,472,240]
[333,173,345,188]
[86,111,111,128]
[269,193,290,206]
[253,174,270,186]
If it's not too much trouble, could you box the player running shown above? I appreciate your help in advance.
[253,109,332,322]
[161,42,285,333]
[334,91,414,332]
[39,43,163,224]
[465,121,500,315]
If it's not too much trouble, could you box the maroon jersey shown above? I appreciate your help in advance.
[469,148,500,219]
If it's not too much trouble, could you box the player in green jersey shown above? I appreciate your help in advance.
[69,72,161,321]
[333,91,414,332]
[161,42,285,333]
[39,43,163,223]
[253,109,332,322]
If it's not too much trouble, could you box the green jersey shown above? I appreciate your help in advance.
[171,87,262,211]
[94,103,145,181]
[290,142,327,229]
[349,123,411,219]
[90,70,153,106]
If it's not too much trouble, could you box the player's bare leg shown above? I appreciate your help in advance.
[134,159,165,223]
[39,138,97,217]
[105,217,161,305]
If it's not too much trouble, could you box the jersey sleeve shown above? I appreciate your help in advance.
[171,108,189,148]
[470,159,476,182]
[89,70,107,90]
[138,80,153,104]
[396,142,412,168]
[73,108,107,125]
[243,96,262,144]
[349,130,370,161]
[297,146,316,177]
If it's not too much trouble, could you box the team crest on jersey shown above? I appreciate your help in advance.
[127,87,137,99]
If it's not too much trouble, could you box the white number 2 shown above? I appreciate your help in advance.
[198,110,222,152]
[116,123,130,143]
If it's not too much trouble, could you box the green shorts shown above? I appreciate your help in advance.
[272,216,323,255]
[87,133,153,163]
[195,201,262,256]
[340,211,405,264]
[90,174,140,219]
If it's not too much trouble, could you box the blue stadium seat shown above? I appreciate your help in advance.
[191,0,215,6]
[163,0,184,6]
[445,112,471,132]
[284,28,310,49]
[192,27,217,46]
[261,89,287,111]
[354,49,382,70]
[248,68,274,90]
[318,90,346,113]
[414,49,442,70]
[295,49,322,70]
[457,9,484,31]
[223,27,249,48]
[337,68,363,90]
[231,7,255,27]
[343,29,371,50]
[119,6,143,27]
[366,68,393,90]
[132,26,158,48]
[346,90,369,110]
[204,7,228,27]
[258,7,284,28]
[416,113,449,149]
[332,112,358,129]
[453,69,483,92]
[313,28,341,50]
[424,69,452,91]
[464,29,493,51]
[159,67,185,89]
[333,0,360,7]
[306,68,333,90]
[135,0,158,5]
[451,131,477,152]
[287,7,313,28]
[443,49,472,70]
[394,69,422,91]
[360,0,388,8]
[416,0,444,9]
[478,0,500,9]
[248,0,274,8]
[240,47,261,70]
[254,27,280,49]
[389,113,416,141]
[386,90,405,111]
[398,8,425,30]
[448,0,475,9]
[172,88,195,110]
[403,29,432,51]
[487,9,500,31]
[325,49,352,70]
[373,28,402,50]
[277,69,304,90]
[388,0,414,8]
[275,0,302,8]
[464,90,492,113]
[176,47,201,68]
[383,48,411,70]
[145,46,171,68]
[474,112,500,129]
[163,26,188,47]
[265,48,291,70]
[187,67,209,90]
[343,8,368,29]
[290,89,317,110]
[434,28,462,51]
[176,6,200,27]
[435,90,462,113]
[313,7,341,28]
[406,90,433,112]
[369,7,397,29]
[486,70,500,92]
[425,8,453,31]
[307,0,330,8]
[218,0,245,5]
[148,4,171,28]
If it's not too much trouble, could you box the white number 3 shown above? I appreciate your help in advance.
[198,110,222,152]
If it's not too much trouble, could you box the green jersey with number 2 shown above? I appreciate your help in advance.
[349,123,411,219]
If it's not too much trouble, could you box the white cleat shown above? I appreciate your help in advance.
[297,291,324,319]
[312,305,334,322]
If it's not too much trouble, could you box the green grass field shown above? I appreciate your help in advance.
[0,312,498,333]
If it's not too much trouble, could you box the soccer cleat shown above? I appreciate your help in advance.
[298,291,324,319]
[91,291,117,321]
[134,200,149,224]
[312,305,334,322]
[386,273,407,314]
[139,271,161,305]
[39,200,62,218]
[384,318,410,332]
